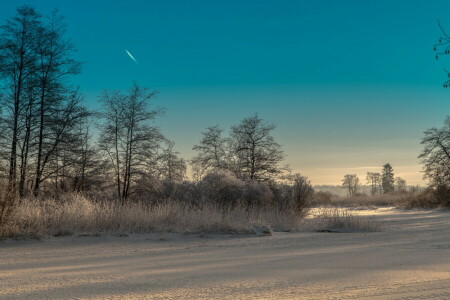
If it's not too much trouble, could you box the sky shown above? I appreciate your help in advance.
[1,0,450,185]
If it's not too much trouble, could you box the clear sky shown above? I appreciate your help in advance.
[1,0,450,185]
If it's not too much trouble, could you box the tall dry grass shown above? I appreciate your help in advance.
[304,208,383,232]
[0,181,18,232]
[1,194,303,238]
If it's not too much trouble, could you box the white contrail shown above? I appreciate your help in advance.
[125,49,138,64]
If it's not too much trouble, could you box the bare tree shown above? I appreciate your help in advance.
[366,172,382,195]
[342,174,359,197]
[419,117,450,187]
[0,7,84,197]
[32,10,81,194]
[395,177,407,192]
[141,141,188,202]
[98,90,125,200]
[32,91,88,194]
[72,119,107,192]
[0,6,41,193]
[156,141,186,182]
[434,20,450,87]
[191,125,227,179]
[45,115,106,194]
[229,114,285,181]
[98,83,163,203]
[284,173,314,216]
[17,74,39,196]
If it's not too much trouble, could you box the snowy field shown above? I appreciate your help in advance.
[1,208,450,299]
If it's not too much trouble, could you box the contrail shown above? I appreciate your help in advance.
[125,49,138,64]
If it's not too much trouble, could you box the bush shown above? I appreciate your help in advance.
[434,185,450,206]
[134,176,168,204]
[270,183,292,210]
[171,181,201,206]
[402,190,437,208]
[290,174,314,216]
[198,171,245,207]
[242,181,273,208]
[401,186,450,208]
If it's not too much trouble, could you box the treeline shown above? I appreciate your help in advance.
[0,7,87,197]
[0,6,314,219]
[341,164,410,197]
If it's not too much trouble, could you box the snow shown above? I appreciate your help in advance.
[1,208,449,299]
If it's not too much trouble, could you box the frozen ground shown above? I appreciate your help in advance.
[1,207,450,299]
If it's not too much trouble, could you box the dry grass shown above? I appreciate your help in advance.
[0,183,17,231]
[0,194,303,238]
[304,208,383,232]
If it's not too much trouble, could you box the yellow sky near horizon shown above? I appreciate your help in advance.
[283,136,426,186]
[301,164,425,186]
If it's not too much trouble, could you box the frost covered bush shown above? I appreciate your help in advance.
[198,171,245,206]
[242,180,273,208]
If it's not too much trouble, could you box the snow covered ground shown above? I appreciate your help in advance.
[1,207,449,299]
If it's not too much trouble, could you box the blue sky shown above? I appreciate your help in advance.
[1,0,450,184]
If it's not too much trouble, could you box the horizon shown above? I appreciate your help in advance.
[2,0,450,185]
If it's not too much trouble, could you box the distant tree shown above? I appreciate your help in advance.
[419,117,450,188]
[156,141,186,182]
[395,177,407,192]
[409,185,422,193]
[191,125,228,179]
[381,163,395,194]
[342,174,360,197]
[366,172,382,195]
[229,114,285,181]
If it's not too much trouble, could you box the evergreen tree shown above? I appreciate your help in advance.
[381,163,395,194]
